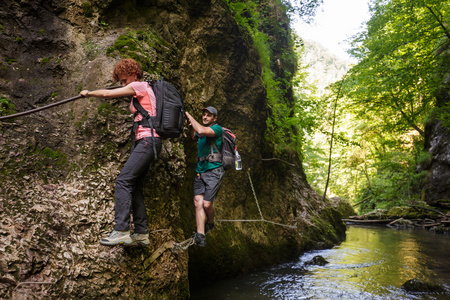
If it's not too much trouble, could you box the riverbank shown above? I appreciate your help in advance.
[343,205,450,234]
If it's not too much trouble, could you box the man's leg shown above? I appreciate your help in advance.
[203,201,215,226]
[202,166,224,230]
[194,194,207,234]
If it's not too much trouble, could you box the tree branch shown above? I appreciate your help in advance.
[425,5,450,40]
[390,91,425,136]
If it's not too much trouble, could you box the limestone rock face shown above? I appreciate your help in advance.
[423,75,450,208]
[424,121,450,206]
[0,0,351,298]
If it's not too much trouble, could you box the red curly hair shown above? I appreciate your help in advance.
[112,58,143,82]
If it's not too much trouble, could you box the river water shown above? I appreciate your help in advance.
[191,225,450,299]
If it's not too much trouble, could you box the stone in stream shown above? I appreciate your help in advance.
[305,255,329,266]
[401,278,447,294]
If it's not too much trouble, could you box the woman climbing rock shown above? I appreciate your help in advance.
[80,58,161,246]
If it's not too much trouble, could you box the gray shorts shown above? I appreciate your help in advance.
[194,166,225,202]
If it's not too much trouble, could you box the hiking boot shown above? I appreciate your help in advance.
[193,232,206,247]
[100,230,132,246]
[130,233,150,246]
[205,222,215,234]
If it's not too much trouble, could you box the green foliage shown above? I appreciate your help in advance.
[286,0,324,23]
[99,21,109,30]
[226,0,310,157]
[435,101,450,128]
[345,0,450,138]
[417,151,432,166]
[298,0,450,213]
[0,97,16,116]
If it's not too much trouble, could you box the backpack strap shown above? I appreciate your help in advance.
[132,97,158,159]
[198,140,222,163]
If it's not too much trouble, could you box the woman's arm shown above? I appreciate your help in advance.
[80,85,135,99]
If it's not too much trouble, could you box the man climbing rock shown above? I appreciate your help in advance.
[185,107,224,247]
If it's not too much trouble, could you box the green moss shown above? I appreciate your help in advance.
[39,29,45,35]
[106,28,176,75]
[225,0,300,158]
[76,83,83,93]
[97,103,112,116]
[40,147,68,166]
[100,142,117,157]
[15,36,23,43]
[0,97,16,116]
[386,206,442,219]
[51,92,59,98]
[5,57,17,64]
[40,57,50,64]
[81,2,93,17]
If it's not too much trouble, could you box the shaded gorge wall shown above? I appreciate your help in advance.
[0,0,353,298]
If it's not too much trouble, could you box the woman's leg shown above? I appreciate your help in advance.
[114,137,161,231]
[131,137,161,233]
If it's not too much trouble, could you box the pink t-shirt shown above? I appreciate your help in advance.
[128,81,159,139]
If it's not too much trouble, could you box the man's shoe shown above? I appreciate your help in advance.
[205,222,215,234]
[193,232,206,247]
[130,233,150,246]
[100,230,132,246]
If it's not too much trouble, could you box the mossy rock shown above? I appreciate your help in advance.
[401,279,446,294]
[387,206,441,219]
[305,255,328,266]
[330,197,355,218]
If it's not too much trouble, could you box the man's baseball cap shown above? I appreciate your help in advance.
[202,106,218,116]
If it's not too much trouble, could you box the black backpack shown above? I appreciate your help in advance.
[200,127,237,171]
[131,77,184,158]
[221,128,237,170]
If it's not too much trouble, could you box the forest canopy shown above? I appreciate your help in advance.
[299,0,450,213]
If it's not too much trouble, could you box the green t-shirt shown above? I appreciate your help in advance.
[196,124,223,173]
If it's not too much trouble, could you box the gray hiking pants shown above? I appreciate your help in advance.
[114,136,161,233]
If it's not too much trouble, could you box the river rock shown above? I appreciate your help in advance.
[401,278,446,294]
[305,255,329,266]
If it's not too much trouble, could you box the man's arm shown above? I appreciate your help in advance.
[185,111,216,138]
[189,125,198,141]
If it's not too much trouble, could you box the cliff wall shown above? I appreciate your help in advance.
[423,74,450,209]
[0,0,352,298]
